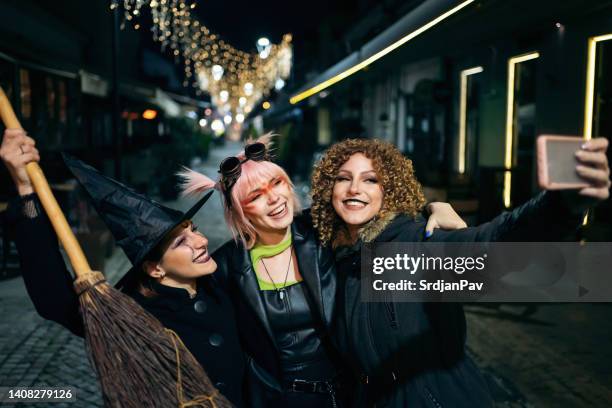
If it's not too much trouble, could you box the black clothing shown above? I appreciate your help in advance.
[6,194,246,407]
[213,210,350,407]
[333,192,582,407]
[263,281,336,376]
[130,281,245,404]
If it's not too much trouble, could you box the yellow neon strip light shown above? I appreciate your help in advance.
[289,0,475,104]
[582,33,612,225]
[503,52,540,208]
[583,34,612,139]
[458,66,483,174]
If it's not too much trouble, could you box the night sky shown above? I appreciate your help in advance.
[191,0,338,52]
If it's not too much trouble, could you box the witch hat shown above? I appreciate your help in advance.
[62,153,214,290]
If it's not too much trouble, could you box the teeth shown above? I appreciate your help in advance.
[269,203,286,216]
[345,199,366,206]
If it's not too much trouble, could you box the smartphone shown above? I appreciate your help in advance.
[537,135,590,190]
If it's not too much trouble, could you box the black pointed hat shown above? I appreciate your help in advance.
[62,153,214,290]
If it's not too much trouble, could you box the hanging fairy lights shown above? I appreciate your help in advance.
[110,0,292,121]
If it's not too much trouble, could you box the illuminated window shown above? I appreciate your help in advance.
[584,34,612,227]
[584,34,612,139]
[457,66,483,175]
[503,52,539,208]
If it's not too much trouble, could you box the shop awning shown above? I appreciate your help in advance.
[289,0,474,104]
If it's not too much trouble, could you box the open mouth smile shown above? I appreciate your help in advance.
[342,198,369,209]
[268,202,288,218]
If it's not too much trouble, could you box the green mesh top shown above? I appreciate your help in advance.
[249,232,301,290]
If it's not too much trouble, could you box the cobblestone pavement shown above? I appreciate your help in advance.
[466,303,612,407]
[1,140,611,407]
[0,248,129,407]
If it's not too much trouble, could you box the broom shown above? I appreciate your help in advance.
[0,87,233,408]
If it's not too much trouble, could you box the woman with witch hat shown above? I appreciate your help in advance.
[0,129,246,406]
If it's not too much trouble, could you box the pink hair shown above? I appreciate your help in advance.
[226,159,301,249]
[176,132,301,249]
[176,167,218,196]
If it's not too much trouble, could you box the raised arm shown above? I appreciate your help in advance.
[431,138,609,243]
[1,129,84,336]
[429,190,582,243]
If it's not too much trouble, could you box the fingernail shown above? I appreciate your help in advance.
[581,143,588,150]
[425,230,433,238]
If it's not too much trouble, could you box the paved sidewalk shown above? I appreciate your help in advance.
[0,248,129,407]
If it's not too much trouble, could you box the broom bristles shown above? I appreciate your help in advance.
[74,272,233,408]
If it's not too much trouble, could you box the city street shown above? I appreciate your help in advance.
[0,2,611,405]
[1,141,611,407]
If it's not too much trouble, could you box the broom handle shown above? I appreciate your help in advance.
[0,87,92,277]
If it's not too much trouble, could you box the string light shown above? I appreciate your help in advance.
[110,0,293,122]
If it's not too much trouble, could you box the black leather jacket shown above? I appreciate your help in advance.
[212,209,346,406]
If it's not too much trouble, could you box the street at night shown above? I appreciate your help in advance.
[1,0,611,407]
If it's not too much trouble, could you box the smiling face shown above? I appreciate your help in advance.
[240,176,295,235]
[147,221,217,282]
[332,153,384,232]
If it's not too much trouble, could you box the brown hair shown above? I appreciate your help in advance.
[310,138,426,246]
[136,220,192,298]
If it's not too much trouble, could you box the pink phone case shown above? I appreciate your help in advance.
[537,135,590,190]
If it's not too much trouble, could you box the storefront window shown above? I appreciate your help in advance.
[458,67,483,176]
[405,79,447,186]
[593,42,611,140]
[591,39,612,228]
[511,58,538,206]
[503,52,539,208]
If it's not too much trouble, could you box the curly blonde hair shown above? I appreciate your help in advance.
[310,138,426,246]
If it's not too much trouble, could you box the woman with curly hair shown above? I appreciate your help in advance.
[310,137,610,407]
[179,135,467,407]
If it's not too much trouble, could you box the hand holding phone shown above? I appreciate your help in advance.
[537,135,610,200]
[537,135,588,189]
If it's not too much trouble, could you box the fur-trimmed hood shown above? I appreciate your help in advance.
[332,211,401,249]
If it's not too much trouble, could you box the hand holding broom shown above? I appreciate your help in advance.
[0,86,232,408]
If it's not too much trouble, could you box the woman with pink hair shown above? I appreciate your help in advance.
[179,135,466,407]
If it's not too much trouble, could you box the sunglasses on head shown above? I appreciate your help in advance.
[219,142,269,208]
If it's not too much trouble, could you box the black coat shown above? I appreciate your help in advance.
[212,209,345,406]
[333,192,582,407]
[5,194,246,407]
